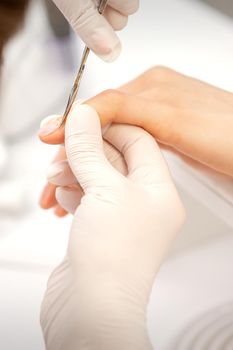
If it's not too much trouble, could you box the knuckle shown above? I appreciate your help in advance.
[69,2,95,31]
[124,0,140,14]
[146,66,175,82]
[111,14,128,31]
[112,0,139,15]
[99,89,124,104]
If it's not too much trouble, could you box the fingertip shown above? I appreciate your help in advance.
[98,40,121,62]
[104,7,128,31]
[107,0,139,15]
[54,205,68,217]
[39,183,57,209]
[38,114,65,144]
[79,14,122,62]
[38,126,65,145]
[56,187,81,215]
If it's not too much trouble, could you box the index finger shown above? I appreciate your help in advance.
[38,90,172,145]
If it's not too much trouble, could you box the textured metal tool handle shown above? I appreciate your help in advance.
[60,0,109,127]
[98,0,109,14]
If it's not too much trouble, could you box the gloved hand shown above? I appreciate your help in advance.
[39,146,69,217]
[40,122,127,215]
[41,104,185,350]
[52,0,139,62]
[44,128,127,214]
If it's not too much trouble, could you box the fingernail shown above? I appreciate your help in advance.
[46,163,64,180]
[39,115,62,136]
[91,28,122,62]
[99,41,122,62]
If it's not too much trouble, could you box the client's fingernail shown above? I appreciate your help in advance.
[39,115,62,136]
[46,163,64,180]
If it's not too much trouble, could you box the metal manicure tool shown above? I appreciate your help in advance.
[59,0,109,128]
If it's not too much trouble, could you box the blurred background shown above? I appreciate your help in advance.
[0,0,233,349]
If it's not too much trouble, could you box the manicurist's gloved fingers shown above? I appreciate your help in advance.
[46,141,127,187]
[47,160,77,186]
[107,0,139,15]
[103,139,128,176]
[104,0,139,31]
[52,0,121,62]
[39,146,67,209]
[56,187,83,214]
[47,160,83,214]
[65,104,116,192]
[103,7,128,31]
[45,137,127,215]
[104,124,172,185]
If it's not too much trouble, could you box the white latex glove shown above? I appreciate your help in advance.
[46,129,127,214]
[52,0,139,62]
[41,105,185,350]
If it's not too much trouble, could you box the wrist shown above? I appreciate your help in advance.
[74,291,153,350]
[58,267,153,350]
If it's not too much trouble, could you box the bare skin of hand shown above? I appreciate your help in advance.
[39,66,233,214]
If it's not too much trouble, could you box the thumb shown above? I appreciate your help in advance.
[53,0,121,62]
[65,104,112,192]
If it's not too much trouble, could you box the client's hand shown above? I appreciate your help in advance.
[39,66,233,177]
[40,104,185,350]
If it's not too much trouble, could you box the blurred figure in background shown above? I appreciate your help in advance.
[0,0,29,172]
[0,0,30,216]
[0,0,139,184]
[0,0,139,216]
[0,0,29,57]
[44,0,70,39]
